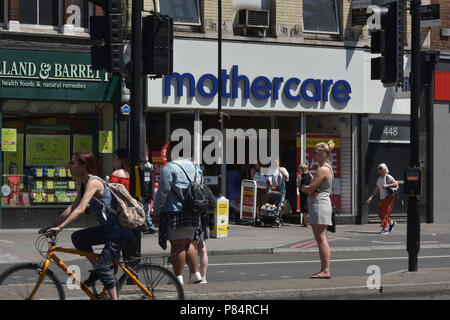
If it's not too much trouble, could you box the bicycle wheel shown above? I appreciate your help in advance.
[0,263,65,300]
[117,263,184,300]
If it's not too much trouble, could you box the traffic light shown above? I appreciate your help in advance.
[142,15,173,77]
[370,1,405,86]
[89,0,124,74]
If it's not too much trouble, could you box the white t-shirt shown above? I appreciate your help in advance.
[377,174,395,199]
[269,167,289,187]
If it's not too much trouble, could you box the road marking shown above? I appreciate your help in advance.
[0,239,14,244]
[290,238,340,249]
[371,241,403,244]
[302,238,340,248]
[208,255,450,267]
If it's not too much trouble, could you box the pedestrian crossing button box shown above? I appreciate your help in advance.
[404,167,421,195]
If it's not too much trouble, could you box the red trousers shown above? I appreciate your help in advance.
[378,195,394,229]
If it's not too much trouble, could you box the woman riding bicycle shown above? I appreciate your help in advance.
[40,152,134,300]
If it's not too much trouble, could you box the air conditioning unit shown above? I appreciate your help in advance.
[238,9,270,29]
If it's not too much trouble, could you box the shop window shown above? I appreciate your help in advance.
[1,100,113,208]
[147,112,166,156]
[302,0,339,34]
[306,114,352,215]
[19,0,59,26]
[159,0,201,25]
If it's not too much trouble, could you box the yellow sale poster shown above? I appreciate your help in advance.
[26,135,70,166]
[99,131,113,153]
[73,135,92,153]
[2,128,17,152]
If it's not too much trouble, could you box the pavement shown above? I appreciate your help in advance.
[1,220,450,300]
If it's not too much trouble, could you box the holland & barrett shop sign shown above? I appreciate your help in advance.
[0,50,120,102]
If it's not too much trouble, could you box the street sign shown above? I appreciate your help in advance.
[420,4,440,28]
[120,104,131,115]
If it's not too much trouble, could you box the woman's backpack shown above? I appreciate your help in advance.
[172,162,216,217]
[92,177,146,229]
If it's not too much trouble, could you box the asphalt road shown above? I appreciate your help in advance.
[201,248,450,283]
[2,247,449,288]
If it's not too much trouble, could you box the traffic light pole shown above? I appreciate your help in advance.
[127,0,145,261]
[218,0,226,197]
[407,0,421,272]
[130,0,146,180]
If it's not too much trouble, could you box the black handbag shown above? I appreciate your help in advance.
[327,210,336,233]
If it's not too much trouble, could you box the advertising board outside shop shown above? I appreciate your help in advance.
[240,179,257,224]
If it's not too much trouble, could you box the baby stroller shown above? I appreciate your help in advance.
[259,191,285,228]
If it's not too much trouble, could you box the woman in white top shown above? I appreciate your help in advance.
[268,160,289,192]
[366,163,399,235]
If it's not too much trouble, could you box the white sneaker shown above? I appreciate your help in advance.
[200,276,207,284]
[176,275,184,285]
[188,272,202,284]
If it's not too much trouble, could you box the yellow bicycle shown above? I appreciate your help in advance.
[0,234,184,300]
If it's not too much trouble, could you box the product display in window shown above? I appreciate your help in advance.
[29,166,78,205]
[1,166,79,206]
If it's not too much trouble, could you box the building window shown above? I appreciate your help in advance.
[0,0,4,24]
[19,0,59,26]
[159,0,201,25]
[69,0,91,29]
[17,0,92,31]
[303,0,339,34]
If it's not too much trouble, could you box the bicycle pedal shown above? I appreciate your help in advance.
[83,270,99,287]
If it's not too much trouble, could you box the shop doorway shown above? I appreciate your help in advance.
[365,143,409,221]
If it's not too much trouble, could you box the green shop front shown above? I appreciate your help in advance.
[0,49,122,228]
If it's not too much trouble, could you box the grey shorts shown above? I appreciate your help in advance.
[167,226,196,240]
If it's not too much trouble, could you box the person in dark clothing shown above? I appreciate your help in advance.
[297,163,313,227]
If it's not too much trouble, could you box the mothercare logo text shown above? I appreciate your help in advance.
[165,65,352,103]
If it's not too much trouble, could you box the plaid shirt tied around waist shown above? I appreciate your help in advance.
[158,211,201,250]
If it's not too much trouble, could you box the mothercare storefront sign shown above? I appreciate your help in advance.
[0,50,120,102]
[147,39,366,114]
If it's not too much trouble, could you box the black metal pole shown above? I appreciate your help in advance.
[130,0,146,181]
[407,0,421,272]
[126,0,145,261]
[218,0,226,197]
